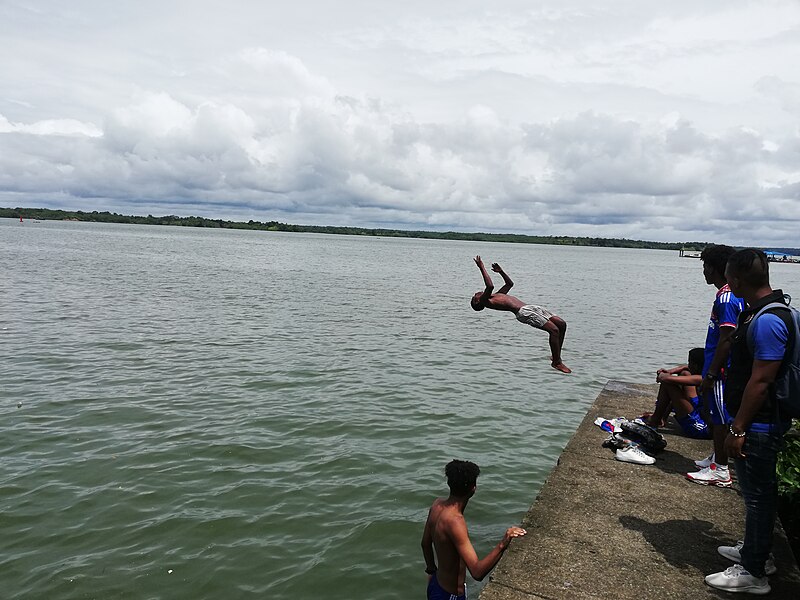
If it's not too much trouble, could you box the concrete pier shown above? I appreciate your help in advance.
[480,381,800,599]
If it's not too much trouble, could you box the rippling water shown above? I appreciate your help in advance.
[2,219,799,599]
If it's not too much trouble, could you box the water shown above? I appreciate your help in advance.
[2,219,799,599]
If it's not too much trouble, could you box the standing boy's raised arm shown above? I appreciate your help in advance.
[449,516,526,582]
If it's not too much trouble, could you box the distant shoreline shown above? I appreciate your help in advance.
[2,206,788,254]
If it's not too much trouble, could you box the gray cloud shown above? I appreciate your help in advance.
[1,1,799,245]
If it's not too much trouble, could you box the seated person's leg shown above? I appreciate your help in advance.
[647,383,675,428]
[675,395,711,439]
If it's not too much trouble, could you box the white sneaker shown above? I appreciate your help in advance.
[705,564,770,594]
[718,541,777,576]
[685,463,732,488]
[694,453,714,468]
[615,445,655,465]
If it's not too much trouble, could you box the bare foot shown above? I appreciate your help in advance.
[552,361,572,374]
[641,413,666,428]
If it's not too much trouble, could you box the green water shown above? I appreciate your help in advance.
[3,219,798,599]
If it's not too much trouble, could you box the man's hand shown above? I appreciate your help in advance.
[655,371,673,384]
[724,432,746,459]
[491,263,503,273]
[699,377,714,396]
[500,527,527,550]
[474,255,484,267]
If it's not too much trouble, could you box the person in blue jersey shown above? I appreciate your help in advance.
[645,348,711,439]
[421,460,526,600]
[471,256,570,373]
[686,245,744,487]
[704,248,792,595]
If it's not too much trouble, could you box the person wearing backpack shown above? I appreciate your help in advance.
[704,248,796,595]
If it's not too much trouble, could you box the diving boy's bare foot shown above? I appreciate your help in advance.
[552,361,572,374]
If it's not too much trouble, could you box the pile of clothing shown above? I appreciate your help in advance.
[594,417,667,465]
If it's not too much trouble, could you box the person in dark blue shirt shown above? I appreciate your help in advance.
[686,245,744,487]
[704,248,792,595]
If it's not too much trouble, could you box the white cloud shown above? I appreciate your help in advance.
[0,114,102,137]
[0,1,799,245]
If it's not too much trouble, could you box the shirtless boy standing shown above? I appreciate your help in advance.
[471,255,571,373]
[421,460,526,600]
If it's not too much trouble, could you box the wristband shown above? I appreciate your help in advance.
[705,372,718,380]
[729,425,746,438]
[425,567,437,575]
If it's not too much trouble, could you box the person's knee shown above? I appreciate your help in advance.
[543,322,559,336]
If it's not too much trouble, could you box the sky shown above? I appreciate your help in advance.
[1,0,799,245]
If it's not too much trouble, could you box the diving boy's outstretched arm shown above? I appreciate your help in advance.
[474,256,494,302]
[491,263,513,295]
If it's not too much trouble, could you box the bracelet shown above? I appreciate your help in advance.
[425,567,437,575]
[705,372,718,380]
[729,425,746,438]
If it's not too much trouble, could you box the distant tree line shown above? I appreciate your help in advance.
[3,206,715,251]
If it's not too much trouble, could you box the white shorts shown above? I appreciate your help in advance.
[515,304,554,329]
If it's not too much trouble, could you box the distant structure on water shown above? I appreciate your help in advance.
[765,250,800,264]
[679,247,799,264]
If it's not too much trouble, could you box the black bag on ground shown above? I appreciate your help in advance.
[620,420,667,453]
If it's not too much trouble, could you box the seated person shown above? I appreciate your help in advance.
[645,348,711,439]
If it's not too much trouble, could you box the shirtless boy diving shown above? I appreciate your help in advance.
[471,256,571,373]
[421,460,526,600]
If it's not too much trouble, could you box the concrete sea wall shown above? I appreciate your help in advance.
[479,380,800,599]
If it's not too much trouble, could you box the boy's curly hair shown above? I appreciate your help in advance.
[445,460,480,495]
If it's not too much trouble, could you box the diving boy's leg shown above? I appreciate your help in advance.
[551,316,567,350]
[543,319,571,373]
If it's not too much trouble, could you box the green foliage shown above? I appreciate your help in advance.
[778,422,800,496]
[2,206,716,250]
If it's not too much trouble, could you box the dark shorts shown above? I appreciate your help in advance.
[427,574,466,600]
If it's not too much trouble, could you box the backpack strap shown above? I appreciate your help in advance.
[745,302,792,353]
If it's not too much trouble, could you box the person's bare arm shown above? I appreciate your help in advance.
[474,256,494,304]
[491,263,513,295]
[656,372,701,387]
[420,508,437,575]
[699,326,735,395]
[657,364,689,378]
[449,517,526,582]
[725,359,783,458]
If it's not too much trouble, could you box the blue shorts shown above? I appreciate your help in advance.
[676,400,711,439]
[427,574,466,600]
[704,379,731,425]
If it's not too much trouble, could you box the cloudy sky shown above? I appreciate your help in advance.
[1,1,799,244]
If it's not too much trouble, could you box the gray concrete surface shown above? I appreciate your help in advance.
[479,380,800,599]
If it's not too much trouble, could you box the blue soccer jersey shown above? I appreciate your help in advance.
[703,283,745,376]
[751,313,789,361]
